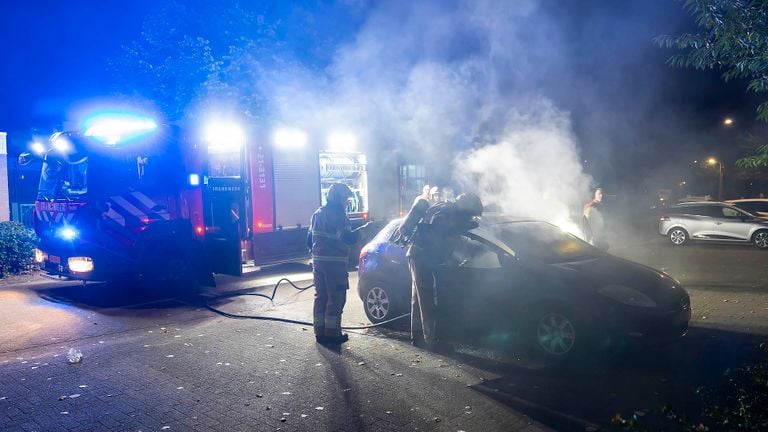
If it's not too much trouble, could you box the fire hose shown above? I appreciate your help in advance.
[204,277,410,329]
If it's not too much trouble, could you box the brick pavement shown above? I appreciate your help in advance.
[0,298,549,432]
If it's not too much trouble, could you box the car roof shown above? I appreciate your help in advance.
[726,198,768,203]
[671,201,727,207]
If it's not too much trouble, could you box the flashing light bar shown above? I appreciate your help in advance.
[83,114,158,145]
[30,141,46,155]
[52,136,72,153]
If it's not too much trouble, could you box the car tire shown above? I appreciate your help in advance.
[753,230,768,249]
[524,304,584,362]
[363,283,408,327]
[668,227,689,246]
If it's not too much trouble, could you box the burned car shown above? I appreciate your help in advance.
[357,218,691,360]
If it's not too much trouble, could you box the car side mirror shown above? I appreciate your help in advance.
[17,152,34,166]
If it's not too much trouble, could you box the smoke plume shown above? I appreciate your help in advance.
[259,0,594,227]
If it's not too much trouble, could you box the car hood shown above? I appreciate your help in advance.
[546,254,684,305]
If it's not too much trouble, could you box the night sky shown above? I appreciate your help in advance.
[0,0,763,195]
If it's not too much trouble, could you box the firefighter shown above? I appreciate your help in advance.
[402,192,483,351]
[308,183,361,344]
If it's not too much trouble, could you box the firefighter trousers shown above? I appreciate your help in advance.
[408,255,438,345]
[312,261,349,337]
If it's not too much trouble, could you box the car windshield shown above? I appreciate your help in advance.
[489,221,600,263]
[37,155,88,200]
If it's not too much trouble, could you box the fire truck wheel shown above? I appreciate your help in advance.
[142,250,195,293]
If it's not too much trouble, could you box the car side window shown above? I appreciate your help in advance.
[721,207,741,218]
[452,236,501,269]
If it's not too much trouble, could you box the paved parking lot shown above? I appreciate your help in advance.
[1,221,767,431]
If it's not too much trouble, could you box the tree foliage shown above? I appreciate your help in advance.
[0,221,37,278]
[657,0,768,168]
[656,0,768,120]
[112,0,280,120]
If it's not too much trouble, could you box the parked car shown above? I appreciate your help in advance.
[659,201,768,249]
[357,218,691,360]
[725,198,768,218]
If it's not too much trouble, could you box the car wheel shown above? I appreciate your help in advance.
[525,305,583,362]
[753,230,768,249]
[668,228,689,246]
[364,284,406,326]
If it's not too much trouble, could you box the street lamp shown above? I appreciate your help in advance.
[723,118,734,126]
[707,157,724,201]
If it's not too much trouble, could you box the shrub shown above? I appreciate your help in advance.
[0,221,38,278]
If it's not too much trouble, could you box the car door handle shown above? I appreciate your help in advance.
[715,222,723,225]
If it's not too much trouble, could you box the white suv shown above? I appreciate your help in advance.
[659,202,768,249]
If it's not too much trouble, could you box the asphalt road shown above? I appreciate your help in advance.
[1,224,767,431]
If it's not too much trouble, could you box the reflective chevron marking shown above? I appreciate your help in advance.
[132,192,170,220]
[111,196,147,220]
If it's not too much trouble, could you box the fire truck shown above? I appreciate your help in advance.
[22,112,376,287]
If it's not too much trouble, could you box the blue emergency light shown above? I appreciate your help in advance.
[82,112,158,145]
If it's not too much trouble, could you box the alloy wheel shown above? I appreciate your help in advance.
[670,229,687,245]
[536,312,576,356]
[755,231,768,249]
[366,287,391,321]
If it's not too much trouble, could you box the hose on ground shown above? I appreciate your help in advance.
[204,277,410,329]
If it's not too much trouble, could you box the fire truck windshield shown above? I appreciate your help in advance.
[37,155,88,200]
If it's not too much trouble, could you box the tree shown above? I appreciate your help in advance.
[656,0,768,168]
[111,0,281,121]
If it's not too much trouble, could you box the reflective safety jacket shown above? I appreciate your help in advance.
[308,203,356,263]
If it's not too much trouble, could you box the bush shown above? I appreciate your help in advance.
[0,221,38,278]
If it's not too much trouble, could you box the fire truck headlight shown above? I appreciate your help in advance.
[68,257,94,273]
[57,227,79,240]
[189,173,200,186]
[34,248,47,263]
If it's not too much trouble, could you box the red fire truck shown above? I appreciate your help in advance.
[23,112,375,287]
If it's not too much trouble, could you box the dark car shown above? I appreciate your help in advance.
[357,218,691,360]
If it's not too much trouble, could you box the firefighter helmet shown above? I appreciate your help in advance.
[327,183,354,205]
[455,193,483,216]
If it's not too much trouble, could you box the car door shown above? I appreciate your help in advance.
[713,206,753,240]
[675,206,714,238]
[435,232,519,343]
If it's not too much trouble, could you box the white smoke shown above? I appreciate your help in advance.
[257,0,593,228]
[454,99,592,234]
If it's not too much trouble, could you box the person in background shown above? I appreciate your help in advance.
[583,185,608,250]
